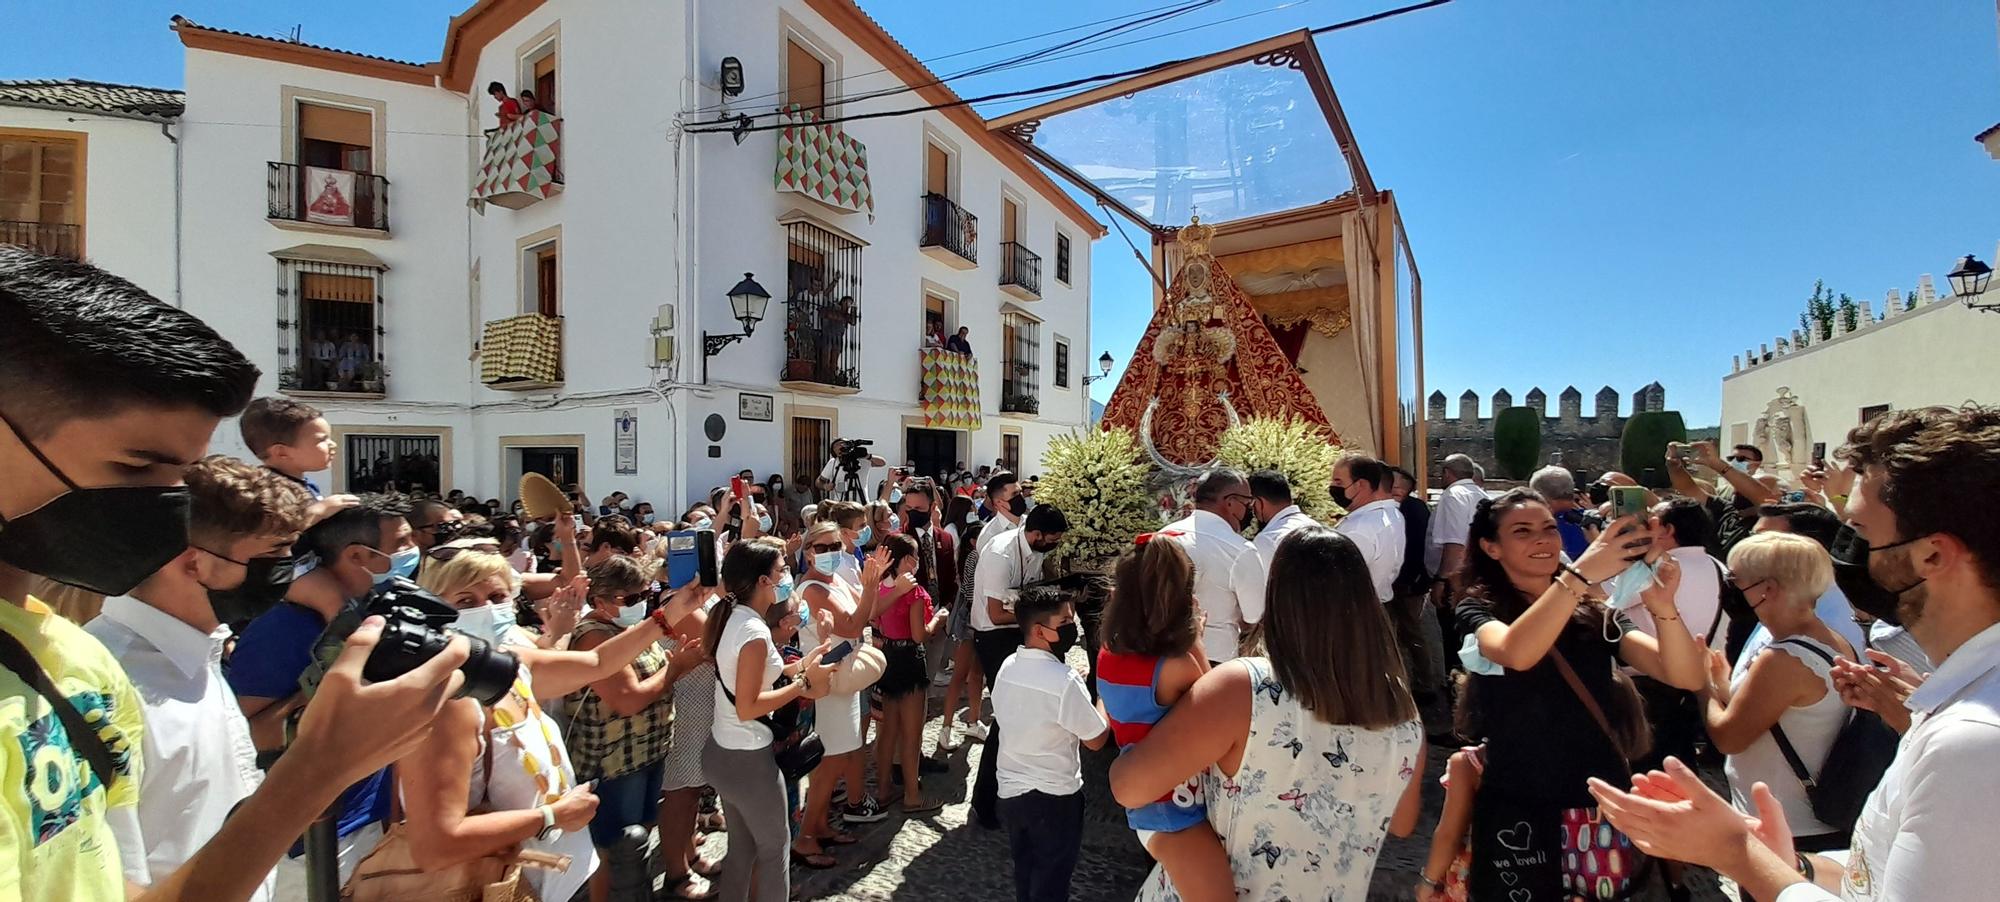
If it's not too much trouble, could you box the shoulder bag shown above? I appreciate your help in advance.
[715,665,824,781]
[1765,638,1899,837]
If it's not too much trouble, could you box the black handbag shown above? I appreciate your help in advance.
[1766,638,1900,838]
[715,666,824,781]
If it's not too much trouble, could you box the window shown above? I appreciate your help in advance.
[786,38,826,111]
[1055,233,1072,285]
[925,141,951,198]
[1002,196,1020,244]
[522,36,559,115]
[791,416,831,487]
[1002,432,1021,475]
[523,239,559,316]
[1001,311,1041,414]
[923,292,952,344]
[1860,404,1891,425]
[345,433,440,494]
[298,103,372,173]
[281,258,384,395]
[782,221,863,388]
[0,132,82,257]
[1053,337,1071,388]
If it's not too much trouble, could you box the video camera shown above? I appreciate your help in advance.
[301,576,519,706]
[833,437,874,469]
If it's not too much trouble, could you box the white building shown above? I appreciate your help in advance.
[1720,254,2000,483]
[153,0,1102,509]
[0,80,183,301]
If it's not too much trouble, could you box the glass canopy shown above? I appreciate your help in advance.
[990,33,1369,229]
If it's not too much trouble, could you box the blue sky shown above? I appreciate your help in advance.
[8,1,1997,426]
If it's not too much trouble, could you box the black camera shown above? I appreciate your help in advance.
[833,437,873,468]
[303,577,518,706]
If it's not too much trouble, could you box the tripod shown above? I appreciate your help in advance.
[838,463,867,503]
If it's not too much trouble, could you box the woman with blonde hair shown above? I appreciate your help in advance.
[791,520,890,865]
[1704,531,1855,854]
[387,546,700,902]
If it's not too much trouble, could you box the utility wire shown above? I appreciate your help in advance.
[685,0,1450,137]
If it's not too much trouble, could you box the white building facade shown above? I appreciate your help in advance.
[1720,256,2000,484]
[154,0,1100,510]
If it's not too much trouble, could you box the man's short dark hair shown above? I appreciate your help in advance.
[1192,467,1248,504]
[303,493,411,560]
[1840,405,2000,590]
[1024,504,1068,535]
[986,470,1019,496]
[239,397,323,458]
[487,80,506,94]
[1732,444,1764,463]
[186,455,312,550]
[0,247,259,438]
[589,522,641,554]
[407,498,449,528]
[1389,467,1418,492]
[1015,584,1074,639]
[1657,496,1713,549]
[1247,470,1292,505]
[1338,454,1390,493]
[1755,502,1842,550]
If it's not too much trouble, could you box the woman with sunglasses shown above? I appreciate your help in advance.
[791,522,890,867]
[1703,531,1855,859]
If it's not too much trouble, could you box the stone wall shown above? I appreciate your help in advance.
[1426,382,1668,481]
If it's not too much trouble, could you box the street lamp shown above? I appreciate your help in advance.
[1949,254,1996,313]
[1082,351,1115,385]
[703,273,770,382]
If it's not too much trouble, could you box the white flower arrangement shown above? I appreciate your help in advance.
[1215,416,1344,525]
[1034,427,1161,573]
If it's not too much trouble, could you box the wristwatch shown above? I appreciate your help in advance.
[536,804,560,842]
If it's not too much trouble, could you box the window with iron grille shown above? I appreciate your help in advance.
[278,257,386,395]
[1055,232,1071,285]
[1002,312,1040,415]
[1053,338,1071,388]
[1,134,82,258]
[792,416,831,488]
[1002,432,1021,474]
[345,434,441,493]
[782,221,864,388]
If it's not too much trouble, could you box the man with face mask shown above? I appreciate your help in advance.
[227,494,417,881]
[968,503,1068,829]
[1589,405,2000,902]
[85,456,311,900]
[1161,468,1256,664]
[0,247,470,902]
[1225,471,1307,634]
[1330,455,1406,606]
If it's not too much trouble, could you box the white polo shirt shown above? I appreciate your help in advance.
[1335,498,1406,604]
[1773,620,2000,902]
[1229,505,1314,624]
[1425,478,1487,575]
[972,526,1044,632]
[1621,545,1729,647]
[87,596,273,901]
[1162,509,1255,658]
[992,646,1109,799]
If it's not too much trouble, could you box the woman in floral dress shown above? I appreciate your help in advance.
[1109,525,1426,900]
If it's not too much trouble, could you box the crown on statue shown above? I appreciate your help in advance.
[1176,216,1216,258]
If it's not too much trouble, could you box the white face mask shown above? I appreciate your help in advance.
[613,600,648,627]
[813,551,845,575]
[452,601,516,645]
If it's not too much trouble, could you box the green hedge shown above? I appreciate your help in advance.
[1493,407,1543,480]
[1621,411,1688,488]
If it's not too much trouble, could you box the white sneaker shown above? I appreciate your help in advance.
[935,716,959,753]
[961,718,990,743]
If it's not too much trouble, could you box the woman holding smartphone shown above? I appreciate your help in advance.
[791,523,890,865]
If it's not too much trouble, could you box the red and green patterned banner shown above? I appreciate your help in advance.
[474,112,562,209]
[921,348,981,430]
[775,104,873,218]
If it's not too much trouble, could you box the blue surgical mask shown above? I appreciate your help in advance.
[889,488,904,505]
[691,517,712,531]
[641,513,658,525]
[1730,459,1752,474]
[452,600,515,645]
[373,546,421,586]
[1606,559,1656,612]
[613,601,647,627]
[758,512,773,532]
[888,514,901,533]
[813,551,844,575]
[1458,633,1505,675]
[856,525,873,546]
[775,574,794,602]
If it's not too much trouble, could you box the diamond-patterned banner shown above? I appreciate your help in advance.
[481,314,563,385]
[921,348,981,430]
[474,112,563,209]
[775,104,874,219]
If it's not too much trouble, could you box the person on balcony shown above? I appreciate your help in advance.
[307,330,337,387]
[489,81,522,128]
[336,332,369,388]
[520,89,547,117]
[946,326,973,356]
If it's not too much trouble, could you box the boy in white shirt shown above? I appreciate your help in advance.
[992,584,1109,902]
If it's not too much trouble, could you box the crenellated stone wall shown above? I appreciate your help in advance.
[1426,382,1669,481]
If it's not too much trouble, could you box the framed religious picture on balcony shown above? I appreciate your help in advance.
[304,166,356,227]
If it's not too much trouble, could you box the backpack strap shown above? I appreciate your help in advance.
[0,629,116,791]
[1707,559,1729,644]
[1764,638,1837,790]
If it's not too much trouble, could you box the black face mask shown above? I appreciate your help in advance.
[1009,495,1029,517]
[906,509,931,530]
[202,551,299,624]
[1830,525,1925,627]
[1045,622,1080,659]
[1331,484,1353,510]
[0,411,191,596]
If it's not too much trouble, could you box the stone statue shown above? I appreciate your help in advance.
[1760,388,1810,481]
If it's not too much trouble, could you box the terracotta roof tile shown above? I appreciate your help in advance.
[0,79,184,120]
[169,16,434,68]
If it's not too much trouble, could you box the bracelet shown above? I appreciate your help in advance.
[1796,852,1815,881]
[1650,611,1681,622]
[799,673,814,694]
[1416,874,1445,891]
[1557,562,1595,587]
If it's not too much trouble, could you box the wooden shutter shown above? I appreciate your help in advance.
[926,144,949,196]
[533,53,557,113]
[299,104,372,149]
[1002,198,1019,243]
[787,40,825,110]
[536,248,559,316]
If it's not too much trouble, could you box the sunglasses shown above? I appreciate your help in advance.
[1726,456,1754,464]
[808,542,844,553]
[427,544,502,562]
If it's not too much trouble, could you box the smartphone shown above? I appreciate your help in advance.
[696,528,719,587]
[664,531,700,589]
[1669,442,1694,462]
[821,640,855,665]
[1609,485,1648,520]
[731,476,748,501]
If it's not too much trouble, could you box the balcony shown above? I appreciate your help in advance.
[999,241,1042,300]
[919,193,977,270]
[775,105,874,218]
[473,111,563,209]
[268,162,389,233]
[919,347,982,429]
[1,221,81,259]
[1001,360,1041,417]
[781,293,861,393]
[480,313,564,390]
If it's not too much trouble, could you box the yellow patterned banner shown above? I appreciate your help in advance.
[920,348,981,430]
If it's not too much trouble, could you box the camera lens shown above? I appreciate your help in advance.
[457,638,518,705]
[361,606,519,706]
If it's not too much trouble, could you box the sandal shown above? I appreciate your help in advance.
[692,854,724,878]
[812,830,860,846]
[659,873,717,900]
[902,797,944,816]
[790,849,838,870]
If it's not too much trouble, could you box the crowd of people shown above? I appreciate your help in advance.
[1,242,1995,902]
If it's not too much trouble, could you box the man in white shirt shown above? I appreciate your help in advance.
[1426,453,1488,605]
[90,456,313,901]
[1586,405,2000,902]
[1229,471,1313,631]
[992,584,1109,902]
[1161,469,1256,662]
[818,438,887,502]
[1331,455,1406,605]
[969,504,1068,829]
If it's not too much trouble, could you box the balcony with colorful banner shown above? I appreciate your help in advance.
[269,162,389,232]
[473,111,563,210]
[775,105,873,218]
[919,348,982,430]
[480,313,563,390]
